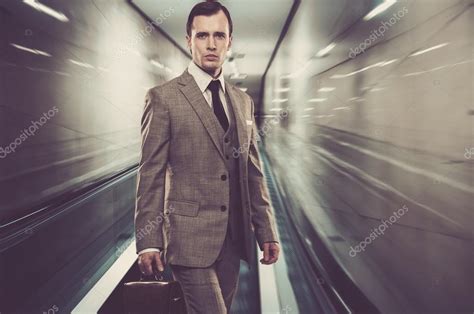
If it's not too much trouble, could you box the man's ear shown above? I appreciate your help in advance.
[186,34,192,55]
[228,35,232,51]
[186,34,191,48]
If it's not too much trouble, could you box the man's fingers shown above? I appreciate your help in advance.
[138,252,158,275]
[269,247,279,263]
[260,243,280,264]
[263,243,270,262]
[154,253,164,272]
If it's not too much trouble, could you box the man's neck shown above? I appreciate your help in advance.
[194,61,221,79]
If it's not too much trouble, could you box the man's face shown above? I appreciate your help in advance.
[186,10,232,77]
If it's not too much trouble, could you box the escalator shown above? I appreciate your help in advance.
[1,146,379,313]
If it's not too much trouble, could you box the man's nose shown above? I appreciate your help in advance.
[207,36,216,50]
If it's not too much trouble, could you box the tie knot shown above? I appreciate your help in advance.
[207,80,220,93]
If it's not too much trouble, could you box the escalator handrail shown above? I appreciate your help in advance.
[0,164,139,241]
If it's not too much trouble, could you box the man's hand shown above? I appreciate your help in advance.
[138,251,164,275]
[260,242,280,265]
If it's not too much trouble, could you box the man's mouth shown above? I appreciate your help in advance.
[205,54,218,60]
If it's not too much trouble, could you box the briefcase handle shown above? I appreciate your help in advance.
[140,272,164,282]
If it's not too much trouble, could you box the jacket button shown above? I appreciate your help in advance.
[221,174,227,180]
[225,155,229,160]
[220,205,227,211]
[224,137,230,143]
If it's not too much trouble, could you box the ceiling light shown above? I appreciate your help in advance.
[315,42,336,58]
[150,60,164,68]
[230,73,248,79]
[409,43,449,57]
[23,0,69,22]
[272,98,288,103]
[69,59,94,69]
[10,43,51,57]
[316,114,335,118]
[330,59,398,79]
[381,58,398,66]
[370,87,385,92]
[318,87,335,92]
[308,98,327,102]
[363,0,396,21]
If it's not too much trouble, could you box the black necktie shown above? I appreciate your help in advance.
[207,80,229,131]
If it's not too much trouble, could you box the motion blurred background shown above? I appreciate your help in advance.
[0,0,472,313]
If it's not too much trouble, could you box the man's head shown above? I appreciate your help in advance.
[186,1,233,77]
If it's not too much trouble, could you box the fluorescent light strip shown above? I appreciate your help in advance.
[370,87,385,92]
[230,73,248,79]
[272,98,288,103]
[402,59,473,77]
[315,42,336,58]
[10,43,52,57]
[318,87,335,92]
[363,0,396,21]
[69,59,94,69]
[316,114,335,118]
[308,98,327,102]
[150,60,164,69]
[23,0,69,22]
[330,59,398,79]
[348,97,365,102]
[409,43,449,57]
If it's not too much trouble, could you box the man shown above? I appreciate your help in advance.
[135,1,280,313]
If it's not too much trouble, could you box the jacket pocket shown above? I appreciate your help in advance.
[165,199,199,217]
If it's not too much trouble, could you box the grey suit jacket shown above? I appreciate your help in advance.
[135,69,278,268]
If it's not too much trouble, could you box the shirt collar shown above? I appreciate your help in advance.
[188,61,226,94]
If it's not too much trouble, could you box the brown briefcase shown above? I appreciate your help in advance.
[123,273,186,314]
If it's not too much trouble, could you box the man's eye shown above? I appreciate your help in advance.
[197,34,206,39]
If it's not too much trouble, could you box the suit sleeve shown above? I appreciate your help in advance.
[247,97,279,251]
[134,87,170,254]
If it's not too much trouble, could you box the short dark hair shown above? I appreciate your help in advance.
[186,1,233,37]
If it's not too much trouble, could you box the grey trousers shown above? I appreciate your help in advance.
[169,233,241,314]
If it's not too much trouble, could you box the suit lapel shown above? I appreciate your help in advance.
[226,82,248,150]
[178,70,225,161]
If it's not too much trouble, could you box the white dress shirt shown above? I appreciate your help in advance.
[188,60,229,119]
[137,62,229,256]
